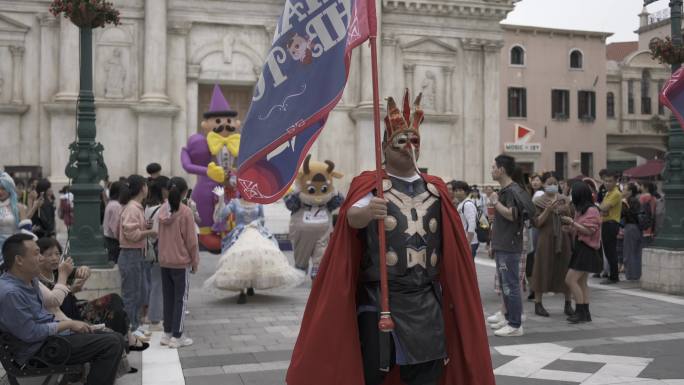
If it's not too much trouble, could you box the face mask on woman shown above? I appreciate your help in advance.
[545,185,559,194]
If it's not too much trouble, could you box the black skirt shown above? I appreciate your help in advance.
[569,239,603,273]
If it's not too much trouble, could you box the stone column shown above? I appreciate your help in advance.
[461,38,484,183]
[141,0,169,103]
[186,65,200,136]
[359,45,373,105]
[168,22,191,177]
[621,78,630,125]
[38,13,60,176]
[403,64,415,95]
[55,18,80,101]
[381,34,396,100]
[483,41,503,184]
[9,46,25,104]
[442,66,455,114]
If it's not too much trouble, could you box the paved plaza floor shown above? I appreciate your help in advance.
[150,250,684,385]
[4,249,684,385]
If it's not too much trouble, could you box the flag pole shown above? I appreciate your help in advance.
[367,0,394,333]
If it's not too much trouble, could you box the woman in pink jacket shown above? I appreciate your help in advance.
[157,177,199,349]
[118,175,156,335]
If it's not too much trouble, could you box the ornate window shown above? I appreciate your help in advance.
[628,80,635,114]
[607,92,615,118]
[510,45,525,66]
[578,91,596,121]
[658,79,665,115]
[641,69,652,115]
[508,87,527,118]
[551,89,570,120]
[570,49,583,69]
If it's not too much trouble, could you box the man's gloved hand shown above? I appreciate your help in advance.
[207,162,225,183]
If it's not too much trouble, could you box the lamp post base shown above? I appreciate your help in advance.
[641,247,684,295]
[69,182,109,268]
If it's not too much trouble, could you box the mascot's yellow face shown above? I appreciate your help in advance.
[201,116,241,138]
[297,154,343,206]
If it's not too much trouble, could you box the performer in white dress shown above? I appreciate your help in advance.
[204,188,305,304]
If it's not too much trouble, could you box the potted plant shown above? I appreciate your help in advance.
[49,0,120,28]
[649,36,684,65]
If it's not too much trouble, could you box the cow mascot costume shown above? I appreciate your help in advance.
[181,85,240,252]
[284,155,344,278]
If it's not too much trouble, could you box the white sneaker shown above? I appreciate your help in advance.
[168,336,193,349]
[160,335,171,346]
[487,311,504,324]
[494,325,524,337]
[489,319,508,330]
[132,330,150,342]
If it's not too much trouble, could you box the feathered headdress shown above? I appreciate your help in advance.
[384,89,424,141]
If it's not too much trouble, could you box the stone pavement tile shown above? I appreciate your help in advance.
[490,352,517,369]
[495,375,576,385]
[181,352,256,368]
[489,322,684,347]
[543,359,605,373]
[117,350,142,385]
[184,373,245,385]
[183,366,224,377]
[640,355,684,380]
[571,339,684,359]
[253,350,293,363]
[240,369,287,385]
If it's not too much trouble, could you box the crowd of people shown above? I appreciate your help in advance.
[446,160,663,337]
[0,150,665,383]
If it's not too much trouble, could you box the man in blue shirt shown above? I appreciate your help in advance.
[0,233,124,385]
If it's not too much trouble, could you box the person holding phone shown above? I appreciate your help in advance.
[530,172,573,318]
[36,237,149,353]
[0,234,126,385]
[30,179,56,238]
[118,175,156,336]
[562,181,603,323]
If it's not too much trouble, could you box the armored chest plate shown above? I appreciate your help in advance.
[360,177,442,282]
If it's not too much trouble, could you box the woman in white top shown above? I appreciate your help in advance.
[0,172,40,266]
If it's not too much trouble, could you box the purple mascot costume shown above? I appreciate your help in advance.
[181,85,241,252]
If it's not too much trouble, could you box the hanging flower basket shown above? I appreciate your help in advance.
[49,0,121,28]
[649,36,684,65]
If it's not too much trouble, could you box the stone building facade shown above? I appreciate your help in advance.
[499,24,610,179]
[604,7,671,172]
[0,0,516,191]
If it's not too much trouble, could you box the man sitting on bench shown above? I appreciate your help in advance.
[0,233,124,385]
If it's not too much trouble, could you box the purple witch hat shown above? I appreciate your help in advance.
[203,84,238,118]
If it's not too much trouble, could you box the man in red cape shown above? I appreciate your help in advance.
[286,90,495,385]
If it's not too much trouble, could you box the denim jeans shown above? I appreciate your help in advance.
[470,243,479,259]
[118,248,144,330]
[495,251,523,328]
[143,262,164,323]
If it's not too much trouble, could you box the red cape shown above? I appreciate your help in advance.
[286,171,495,385]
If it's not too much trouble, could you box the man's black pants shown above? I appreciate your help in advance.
[358,312,443,385]
[59,332,124,385]
[602,221,620,281]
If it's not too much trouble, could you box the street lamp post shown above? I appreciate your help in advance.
[645,0,684,249]
[64,26,109,268]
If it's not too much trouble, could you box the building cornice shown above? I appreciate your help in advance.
[0,103,29,115]
[383,0,515,20]
[501,23,613,40]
